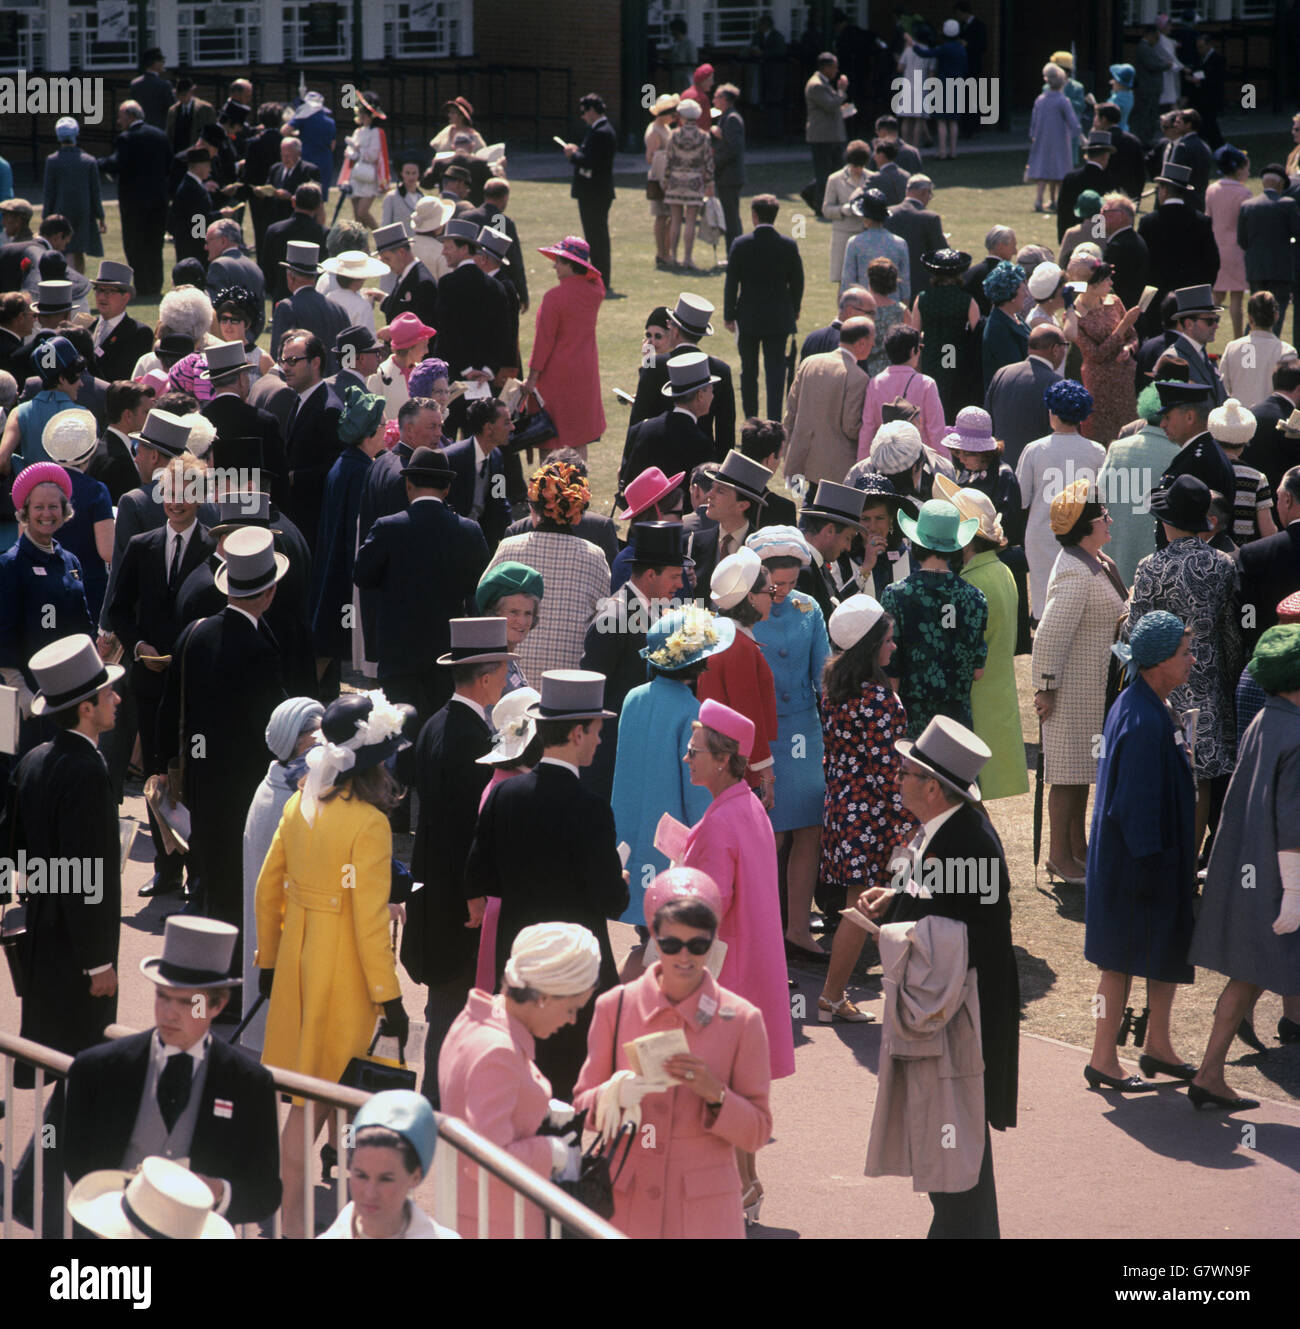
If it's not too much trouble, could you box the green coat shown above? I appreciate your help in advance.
[963,549,1029,799]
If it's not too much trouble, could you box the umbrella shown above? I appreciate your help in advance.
[1032,671,1053,882]
[784,334,798,395]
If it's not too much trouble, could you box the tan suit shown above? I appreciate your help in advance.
[804,72,848,143]
[782,345,869,486]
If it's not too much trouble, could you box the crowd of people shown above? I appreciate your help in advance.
[0,33,1298,1242]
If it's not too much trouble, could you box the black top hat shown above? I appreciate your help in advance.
[219,98,250,125]
[335,324,386,357]
[1171,284,1222,318]
[1154,160,1193,189]
[210,434,264,474]
[525,670,616,722]
[319,693,417,775]
[628,520,695,569]
[401,445,456,485]
[185,145,211,164]
[1154,379,1214,413]
[850,187,891,222]
[921,247,971,274]
[1150,473,1212,532]
[209,490,276,536]
[711,449,773,505]
[803,479,868,533]
[437,617,513,666]
[156,334,197,370]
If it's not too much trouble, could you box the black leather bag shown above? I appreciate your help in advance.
[340,1029,417,1093]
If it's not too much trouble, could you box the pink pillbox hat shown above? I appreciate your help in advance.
[12,461,72,511]
[697,697,755,758]
[643,868,722,929]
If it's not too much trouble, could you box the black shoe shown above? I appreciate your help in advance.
[1084,1064,1159,1092]
[1187,1083,1260,1111]
[1235,1019,1268,1054]
[1138,1054,1197,1080]
[1278,1017,1300,1043]
[785,939,828,965]
[139,873,182,898]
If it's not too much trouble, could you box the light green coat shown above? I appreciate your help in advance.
[962,549,1029,799]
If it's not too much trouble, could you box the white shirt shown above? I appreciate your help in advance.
[472,438,493,470]
[539,756,579,778]
[450,692,488,723]
[227,604,260,630]
[672,405,698,420]
[95,310,125,347]
[917,801,963,864]
[166,520,197,576]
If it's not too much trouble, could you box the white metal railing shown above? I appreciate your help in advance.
[0,1025,622,1241]
[175,2,259,67]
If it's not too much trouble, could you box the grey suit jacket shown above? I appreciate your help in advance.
[1236,191,1300,284]
[983,356,1059,468]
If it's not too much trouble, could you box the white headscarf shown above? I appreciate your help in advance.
[504,923,601,995]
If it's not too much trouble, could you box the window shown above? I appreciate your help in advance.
[283,0,351,62]
[0,2,46,72]
[386,0,468,58]
[68,0,141,71]
[701,3,771,48]
[175,2,257,67]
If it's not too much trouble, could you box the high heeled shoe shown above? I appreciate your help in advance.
[741,1181,764,1226]
[1084,1064,1158,1092]
[1187,1083,1259,1111]
[1045,859,1086,886]
[1277,1016,1300,1043]
[1138,1053,1197,1080]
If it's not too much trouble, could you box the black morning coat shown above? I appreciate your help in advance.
[443,438,510,553]
[64,1029,282,1224]
[620,409,716,500]
[402,699,494,987]
[627,347,737,459]
[89,312,154,383]
[464,762,630,1098]
[380,259,439,328]
[432,261,506,378]
[723,225,805,337]
[884,798,1020,1130]
[283,380,344,553]
[201,393,290,511]
[1,730,121,1068]
[352,497,488,677]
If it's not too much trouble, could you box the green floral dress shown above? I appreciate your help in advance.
[881,568,989,739]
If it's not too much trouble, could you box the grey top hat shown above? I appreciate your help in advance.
[476,225,511,265]
[34,280,74,313]
[200,338,255,381]
[213,525,289,597]
[896,715,991,803]
[443,217,481,247]
[711,449,772,504]
[130,408,192,458]
[372,221,410,252]
[1154,160,1193,189]
[280,240,321,274]
[141,916,241,989]
[1172,284,1222,317]
[1084,129,1115,151]
[525,669,617,721]
[803,479,869,533]
[209,491,277,536]
[667,292,715,339]
[436,616,513,666]
[660,350,721,399]
[28,633,124,716]
[91,259,134,289]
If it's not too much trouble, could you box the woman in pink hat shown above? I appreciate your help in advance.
[369,312,435,419]
[520,237,605,457]
[680,699,794,1212]
[573,867,774,1235]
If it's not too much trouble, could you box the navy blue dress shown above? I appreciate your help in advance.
[309,445,371,662]
[58,468,114,623]
[1085,675,1197,982]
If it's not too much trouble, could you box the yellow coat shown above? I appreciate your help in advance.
[255,789,401,1085]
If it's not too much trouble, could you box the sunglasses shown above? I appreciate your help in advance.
[656,935,714,956]
[278,353,308,366]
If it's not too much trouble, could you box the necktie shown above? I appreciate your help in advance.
[285,396,301,441]
[156,1051,193,1131]
[167,530,183,590]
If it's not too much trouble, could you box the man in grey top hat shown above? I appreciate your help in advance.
[474,224,521,377]
[620,351,719,504]
[375,220,439,328]
[1167,286,1228,405]
[433,218,505,437]
[797,479,869,619]
[63,916,281,1227]
[269,240,350,364]
[88,260,153,382]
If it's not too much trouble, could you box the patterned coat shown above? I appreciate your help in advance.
[484,530,610,679]
[1031,546,1128,784]
[1129,536,1242,780]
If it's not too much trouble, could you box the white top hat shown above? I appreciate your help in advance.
[213,525,289,597]
[320,249,388,280]
[710,547,763,610]
[68,1157,235,1240]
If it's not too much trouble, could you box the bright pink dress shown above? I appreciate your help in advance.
[1205,179,1251,291]
[573,966,772,1238]
[475,767,524,991]
[529,272,606,450]
[681,781,796,1078]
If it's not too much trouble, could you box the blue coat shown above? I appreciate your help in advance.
[611,675,711,923]
[1085,676,1197,982]
[290,109,337,192]
[43,146,104,256]
[752,589,830,830]
[309,446,371,660]
[0,534,93,685]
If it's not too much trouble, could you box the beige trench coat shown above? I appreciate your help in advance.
[783,346,869,487]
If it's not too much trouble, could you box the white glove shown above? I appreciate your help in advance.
[546,1098,575,1129]
[617,1075,653,1110]
[1275,854,1300,936]
[592,1070,654,1144]
[547,1135,581,1182]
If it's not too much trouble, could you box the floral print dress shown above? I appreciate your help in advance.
[881,568,989,739]
[820,682,918,892]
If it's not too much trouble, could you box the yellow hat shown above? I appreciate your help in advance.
[1049,477,1092,534]
[1051,50,1074,71]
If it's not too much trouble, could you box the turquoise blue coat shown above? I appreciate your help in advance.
[752,589,830,831]
[611,675,711,924]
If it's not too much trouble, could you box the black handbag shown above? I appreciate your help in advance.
[509,390,557,452]
[340,1029,417,1093]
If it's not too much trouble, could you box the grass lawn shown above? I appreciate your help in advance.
[84,130,1299,1100]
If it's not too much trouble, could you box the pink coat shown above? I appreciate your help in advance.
[573,967,773,1238]
[529,273,606,450]
[437,990,554,1238]
[859,362,948,460]
[682,781,796,1079]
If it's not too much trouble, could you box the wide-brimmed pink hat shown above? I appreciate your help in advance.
[616,465,684,520]
[538,235,599,274]
[13,461,73,511]
[643,867,722,930]
[387,311,436,350]
[697,697,754,758]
